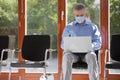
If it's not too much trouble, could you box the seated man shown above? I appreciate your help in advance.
[61,3,102,80]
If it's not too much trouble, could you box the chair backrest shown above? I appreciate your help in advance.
[22,35,50,61]
[0,36,9,60]
[110,34,120,61]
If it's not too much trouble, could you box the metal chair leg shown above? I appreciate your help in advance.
[0,49,6,78]
[0,64,2,78]
[8,66,11,80]
[8,49,15,80]
[104,68,107,80]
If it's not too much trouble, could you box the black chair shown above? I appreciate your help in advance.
[9,35,56,80]
[0,36,9,60]
[72,50,100,69]
[0,36,9,72]
[104,34,120,80]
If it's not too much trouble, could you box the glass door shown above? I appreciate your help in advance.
[26,0,58,73]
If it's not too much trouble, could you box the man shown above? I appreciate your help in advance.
[61,3,101,80]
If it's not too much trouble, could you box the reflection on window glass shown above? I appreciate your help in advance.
[66,0,100,73]
[26,0,58,73]
[67,0,100,27]
[109,0,120,74]
[0,0,18,72]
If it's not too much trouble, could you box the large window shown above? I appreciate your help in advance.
[110,0,120,35]
[26,0,58,73]
[109,0,120,74]
[0,0,18,72]
[66,0,100,73]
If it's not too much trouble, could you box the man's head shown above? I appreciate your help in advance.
[73,3,86,24]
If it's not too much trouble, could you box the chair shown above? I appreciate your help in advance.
[72,50,100,69]
[104,34,120,80]
[9,35,56,80]
[0,36,9,72]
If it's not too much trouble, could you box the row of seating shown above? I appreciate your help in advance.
[0,34,120,80]
[0,35,56,80]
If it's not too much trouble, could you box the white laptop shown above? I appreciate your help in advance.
[64,36,92,53]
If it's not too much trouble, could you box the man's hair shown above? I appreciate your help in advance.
[73,3,85,10]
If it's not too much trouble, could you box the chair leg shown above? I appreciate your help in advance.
[104,68,107,80]
[44,67,46,76]
[8,66,11,80]
[60,68,63,80]
[19,76,22,80]
[0,50,4,75]
[0,64,2,78]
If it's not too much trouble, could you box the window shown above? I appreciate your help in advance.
[26,0,58,73]
[109,0,120,74]
[110,0,120,35]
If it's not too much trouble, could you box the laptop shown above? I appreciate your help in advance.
[64,36,92,53]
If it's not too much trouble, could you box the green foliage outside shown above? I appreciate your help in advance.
[27,0,58,35]
[0,0,18,35]
[0,0,18,27]
[110,0,120,35]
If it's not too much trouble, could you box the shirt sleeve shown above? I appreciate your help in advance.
[92,24,102,51]
[61,26,70,50]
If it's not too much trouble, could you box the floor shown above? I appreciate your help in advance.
[1,58,120,74]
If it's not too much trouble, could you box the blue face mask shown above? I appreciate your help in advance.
[75,16,85,24]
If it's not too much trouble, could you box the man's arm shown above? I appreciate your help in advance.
[61,26,70,50]
[92,24,102,51]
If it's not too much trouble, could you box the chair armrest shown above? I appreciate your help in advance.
[48,49,57,58]
[97,49,103,74]
[10,48,21,60]
[48,49,56,53]
[0,49,11,63]
[43,49,56,75]
[14,48,21,53]
[105,49,110,64]
[44,49,56,65]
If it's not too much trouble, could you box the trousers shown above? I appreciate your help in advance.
[62,51,99,80]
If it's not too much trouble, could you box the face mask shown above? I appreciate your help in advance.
[75,16,85,24]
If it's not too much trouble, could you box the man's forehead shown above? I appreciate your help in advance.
[74,9,85,12]
[73,9,86,15]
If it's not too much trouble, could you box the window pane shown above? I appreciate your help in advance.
[110,0,120,35]
[0,0,18,72]
[109,0,120,74]
[66,0,100,73]
[26,0,58,73]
